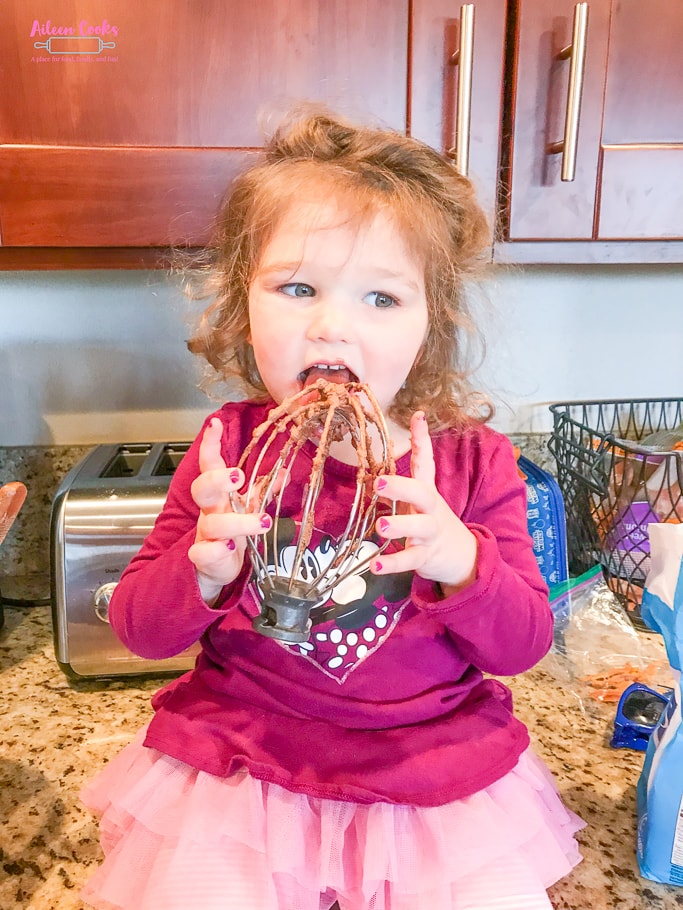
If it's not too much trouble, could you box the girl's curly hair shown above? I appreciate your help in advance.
[186,106,493,430]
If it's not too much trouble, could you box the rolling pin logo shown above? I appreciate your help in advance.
[30,18,118,57]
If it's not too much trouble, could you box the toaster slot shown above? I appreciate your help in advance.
[151,444,191,476]
[100,444,153,478]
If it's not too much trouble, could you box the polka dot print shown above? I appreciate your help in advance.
[307,605,399,676]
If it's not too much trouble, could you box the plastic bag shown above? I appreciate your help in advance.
[541,566,670,709]
[637,522,683,885]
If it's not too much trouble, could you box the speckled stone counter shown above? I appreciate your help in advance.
[2,604,682,910]
[0,445,91,583]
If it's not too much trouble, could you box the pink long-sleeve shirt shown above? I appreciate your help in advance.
[109,400,552,808]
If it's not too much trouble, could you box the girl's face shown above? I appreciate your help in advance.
[247,199,429,446]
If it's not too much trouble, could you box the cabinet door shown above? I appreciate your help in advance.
[504,0,611,241]
[597,0,683,239]
[410,0,507,229]
[0,0,409,255]
[505,0,683,246]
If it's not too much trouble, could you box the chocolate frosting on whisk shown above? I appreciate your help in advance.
[231,380,396,642]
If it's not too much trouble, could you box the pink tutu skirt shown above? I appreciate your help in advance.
[80,733,584,910]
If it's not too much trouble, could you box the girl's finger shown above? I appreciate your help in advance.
[376,512,436,543]
[188,540,245,593]
[371,543,429,576]
[198,417,227,473]
[409,411,436,486]
[375,474,437,514]
[188,537,240,570]
[193,419,244,514]
[197,510,272,542]
[191,467,243,512]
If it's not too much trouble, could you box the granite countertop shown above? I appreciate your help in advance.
[1,605,683,910]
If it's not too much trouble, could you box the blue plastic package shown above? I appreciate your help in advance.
[518,454,569,590]
[636,522,683,885]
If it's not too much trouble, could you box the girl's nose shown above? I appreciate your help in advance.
[306,296,352,344]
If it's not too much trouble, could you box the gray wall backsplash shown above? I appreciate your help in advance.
[0,435,556,591]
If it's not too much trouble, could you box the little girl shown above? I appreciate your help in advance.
[81,108,583,910]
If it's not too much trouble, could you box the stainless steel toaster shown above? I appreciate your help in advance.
[50,441,200,679]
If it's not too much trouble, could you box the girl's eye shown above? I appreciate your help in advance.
[364,291,398,309]
[280,282,315,298]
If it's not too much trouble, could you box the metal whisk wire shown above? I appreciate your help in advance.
[231,381,396,641]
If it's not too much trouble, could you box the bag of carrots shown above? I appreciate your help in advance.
[543,566,668,704]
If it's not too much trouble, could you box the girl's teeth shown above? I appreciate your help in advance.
[302,365,354,386]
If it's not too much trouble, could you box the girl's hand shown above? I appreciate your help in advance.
[188,418,272,605]
[372,411,477,596]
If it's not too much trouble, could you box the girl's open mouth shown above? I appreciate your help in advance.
[298,363,359,389]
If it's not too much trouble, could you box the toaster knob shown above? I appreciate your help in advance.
[93,582,118,623]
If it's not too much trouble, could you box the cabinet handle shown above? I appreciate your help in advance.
[548,2,589,182]
[447,4,475,176]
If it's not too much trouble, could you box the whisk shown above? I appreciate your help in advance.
[231,380,396,642]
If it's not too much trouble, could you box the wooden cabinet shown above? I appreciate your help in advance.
[1,0,509,268]
[410,0,507,232]
[0,0,411,266]
[4,0,682,267]
[499,0,683,262]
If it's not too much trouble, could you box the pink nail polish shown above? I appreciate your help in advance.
[373,560,383,573]
[260,514,272,530]
[378,517,390,534]
[377,477,388,491]
[226,539,236,551]
[230,470,240,484]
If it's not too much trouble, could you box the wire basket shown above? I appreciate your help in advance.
[549,398,683,629]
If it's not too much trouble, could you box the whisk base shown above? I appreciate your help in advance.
[253,586,316,643]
